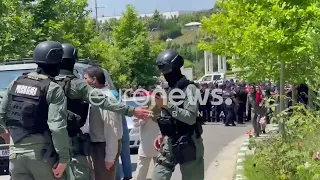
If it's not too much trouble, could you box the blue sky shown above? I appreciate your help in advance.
[87,0,216,17]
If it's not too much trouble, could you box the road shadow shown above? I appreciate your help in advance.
[131,162,137,171]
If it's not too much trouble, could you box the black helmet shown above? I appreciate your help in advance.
[156,49,184,73]
[62,43,78,61]
[33,41,63,64]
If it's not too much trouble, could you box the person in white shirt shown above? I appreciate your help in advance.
[133,116,160,180]
[83,66,123,180]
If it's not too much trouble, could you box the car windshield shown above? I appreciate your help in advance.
[0,69,35,90]
[213,75,221,80]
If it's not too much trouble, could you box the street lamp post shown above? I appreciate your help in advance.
[94,0,105,30]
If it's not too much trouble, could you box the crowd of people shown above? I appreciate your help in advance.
[196,79,309,136]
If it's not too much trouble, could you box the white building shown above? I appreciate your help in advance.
[98,10,194,23]
[204,51,240,75]
[184,22,201,30]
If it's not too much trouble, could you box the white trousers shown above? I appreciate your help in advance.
[134,156,157,180]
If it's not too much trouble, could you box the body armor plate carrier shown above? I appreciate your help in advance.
[157,79,203,140]
[6,75,51,143]
[56,76,89,137]
[157,78,203,164]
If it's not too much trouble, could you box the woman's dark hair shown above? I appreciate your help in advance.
[84,66,106,85]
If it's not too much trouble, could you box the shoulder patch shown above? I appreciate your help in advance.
[55,76,67,81]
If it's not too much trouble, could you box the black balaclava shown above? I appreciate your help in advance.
[37,63,60,78]
[163,68,183,88]
[60,58,75,72]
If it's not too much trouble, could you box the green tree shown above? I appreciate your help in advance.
[199,0,320,85]
[148,9,164,30]
[0,0,96,60]
[0,0,35,59]
[105,5,162,88]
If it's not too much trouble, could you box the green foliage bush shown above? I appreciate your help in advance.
[245,105,320,180]
[159,28,183,41]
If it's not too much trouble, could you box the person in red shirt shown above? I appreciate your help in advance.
[255,85,263,105]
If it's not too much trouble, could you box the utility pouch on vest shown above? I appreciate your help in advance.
[7,127,30,144]
[80,133,91,156]
[171,135,196,164]
[67,111,82,133]
[71,133,90,156]
[158,116,176,137]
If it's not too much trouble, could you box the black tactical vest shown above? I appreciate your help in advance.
[56,76,89,137]
[6,75,51,143]
[223,90,235,108]
[157,77,203,139]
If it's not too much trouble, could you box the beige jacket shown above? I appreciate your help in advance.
[86,87,122,163]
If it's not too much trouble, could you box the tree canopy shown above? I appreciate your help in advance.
[0,2,165,88]
[199,0,320,84]
[0,1,214,87]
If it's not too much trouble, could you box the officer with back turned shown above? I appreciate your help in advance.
[153,49,204,180]
[223,84,236,126]
[0,41,70,179]
[235,82,247,124]
[214,83,224,122]
[55,43,153,179]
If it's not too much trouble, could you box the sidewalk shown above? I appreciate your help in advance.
[204,133,248,180]
[203,124,279,180]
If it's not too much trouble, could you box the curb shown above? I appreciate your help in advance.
[234,124,279,180]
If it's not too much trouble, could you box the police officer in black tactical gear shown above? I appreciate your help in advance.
[0,41,70,179]
[54,43,92,179]
[153,49,204,180]
[235,82,247,124]
[214,84,224,122]
[223,84,236,126]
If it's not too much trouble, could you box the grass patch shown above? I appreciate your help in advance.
[243,155,275,180]
[174,29,198,44]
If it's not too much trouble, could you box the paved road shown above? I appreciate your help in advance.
[0,122,251,180]
[122,122,251,179]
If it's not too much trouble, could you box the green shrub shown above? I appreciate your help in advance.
[244,155,274,180]
[245,106,320,180]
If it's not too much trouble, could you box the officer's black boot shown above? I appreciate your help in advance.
[207,105,212,122]
[215,105,221,122]
[231,111,236,126]
[237,103,245,124]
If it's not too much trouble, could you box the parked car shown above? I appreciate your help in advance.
[122,96,149,150]
[195,72,226,84]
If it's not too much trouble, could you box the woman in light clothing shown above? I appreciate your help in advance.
[133,117,160,180]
